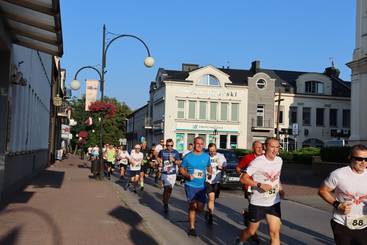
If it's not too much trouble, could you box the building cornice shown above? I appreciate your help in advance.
[278,92,350,101]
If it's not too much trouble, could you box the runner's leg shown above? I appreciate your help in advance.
[266,214,281,245]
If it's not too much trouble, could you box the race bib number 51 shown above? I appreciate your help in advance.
[346,215,367,230]
[193,169,204,179]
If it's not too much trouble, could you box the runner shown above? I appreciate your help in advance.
[205,143,226,225]
[318,144,367,245]
[105,144,116,179]
[117,145,130,179]
[180,136,212,236]
[158,139,181,213]
[126,144,144,193]
[139,141,149,191]
[87,146,93,160]
[236,140,263,243]
[236,137,284,245]
[154,139,165,185]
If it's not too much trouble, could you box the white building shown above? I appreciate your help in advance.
[128,61,350,152]
[347,0,367,145]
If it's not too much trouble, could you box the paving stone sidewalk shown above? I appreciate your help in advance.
[0,155,159,245]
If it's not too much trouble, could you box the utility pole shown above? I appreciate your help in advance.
[275,89,284,140]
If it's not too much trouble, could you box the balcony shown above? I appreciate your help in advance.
[144,117,153,129]
[251,118,273,131]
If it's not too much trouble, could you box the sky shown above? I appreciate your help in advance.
[61,0,356,110]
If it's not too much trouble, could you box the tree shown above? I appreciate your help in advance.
[69,96,132,148]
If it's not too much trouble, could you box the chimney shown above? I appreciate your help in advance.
[182,63,199,72]
[251,60,261,73]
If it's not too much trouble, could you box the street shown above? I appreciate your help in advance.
[111,174,335,245]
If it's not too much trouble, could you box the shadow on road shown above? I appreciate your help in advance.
[108,206,159,245]
[0,226,22,245]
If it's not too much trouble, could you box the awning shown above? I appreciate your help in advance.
[0,0,63,56]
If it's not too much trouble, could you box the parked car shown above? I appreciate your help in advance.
[217,149,242,188]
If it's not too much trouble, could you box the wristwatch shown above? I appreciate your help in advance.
[256,182,261,188]
[332,200,340,209]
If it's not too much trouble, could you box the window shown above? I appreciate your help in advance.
[289,106,297,124]
[187,134,195,146]
[220,135,227,149]
[256,105,265,127]
[176,133,185,152]
[210,102,217,120]
[342,109,350,128]
[231,103,239,121]
[303,107,311,126]
[177,100,185,119]
[275,106,284,124]
[199,101,207,120]
[188,101,196,119]
[256,79,267,90]
[316,108,324,126]
[305,81,324,94]
[329,109,338,127]
[198,74,220,86]
[220,102,228,121]
[230,135,238,148]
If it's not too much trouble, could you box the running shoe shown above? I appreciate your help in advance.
[163,203,168,213]
[187,228,197,237]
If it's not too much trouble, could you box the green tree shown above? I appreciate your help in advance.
[69,96,131,148]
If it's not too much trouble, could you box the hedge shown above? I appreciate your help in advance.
[320,146,351,163]
[233,148,252,157]
[280,147,320,165]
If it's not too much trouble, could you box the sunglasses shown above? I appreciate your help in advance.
[166,144,173,147]
[351,156,367,162]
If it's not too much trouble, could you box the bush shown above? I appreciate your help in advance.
[320,146,351,163]
[280,147,320,164]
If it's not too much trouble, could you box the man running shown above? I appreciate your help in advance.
[154,139,165,184]
[158,139,181,213]
[105,144,116,179]
[205,143,226,225]
[236,141,263,243]
[127,144,143,193]
[117,145,130,179]
[236,137,284,245]
[180,137,212,236]
[139,141,149,191]
[183,143,194,157]
[319,144,367,245]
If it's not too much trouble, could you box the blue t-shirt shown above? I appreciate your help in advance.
[181,151,210,188]
[159,149,180,175]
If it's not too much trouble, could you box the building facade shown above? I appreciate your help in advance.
[0,0,64,199]
[347,0,367,145]
[128,61,351,152]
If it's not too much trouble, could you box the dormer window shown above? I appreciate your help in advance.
[198,74,220,86]
[305,81,324,94]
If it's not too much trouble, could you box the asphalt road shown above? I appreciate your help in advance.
[111,175,335,245]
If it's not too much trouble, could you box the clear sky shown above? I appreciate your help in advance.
[61,0,356,110]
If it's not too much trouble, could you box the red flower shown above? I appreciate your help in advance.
[88,101,117,118]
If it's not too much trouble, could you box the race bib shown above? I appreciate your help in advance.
[193,169,204,179]
[346,215,367,230]
[264,184,279,198]
[163,160,173,172]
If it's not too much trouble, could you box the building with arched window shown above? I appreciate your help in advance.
[128,61,351,151]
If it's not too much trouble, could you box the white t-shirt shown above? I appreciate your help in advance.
[206,153,226,184]
[183,149,192,157]
[129,150,143,171]
[117,150,130,165]
[246,155,283,207]
[324,166,367,229]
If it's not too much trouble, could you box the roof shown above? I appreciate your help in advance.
[127,104,148,118]
[0,0,63,56]
[160,64,351,97]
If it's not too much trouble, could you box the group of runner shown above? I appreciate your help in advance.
[87,137,367,245]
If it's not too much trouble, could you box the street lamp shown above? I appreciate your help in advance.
[70,24,154,180]
[275,82,287,140]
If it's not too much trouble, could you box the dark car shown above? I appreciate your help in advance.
[217,149,242,188]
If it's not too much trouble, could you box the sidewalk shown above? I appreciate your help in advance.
[0,155,159,245]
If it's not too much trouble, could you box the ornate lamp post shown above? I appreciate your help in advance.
[70,24,154,179]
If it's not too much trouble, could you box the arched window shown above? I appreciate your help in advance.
[198,75,220,86]
[305,81,324,94]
